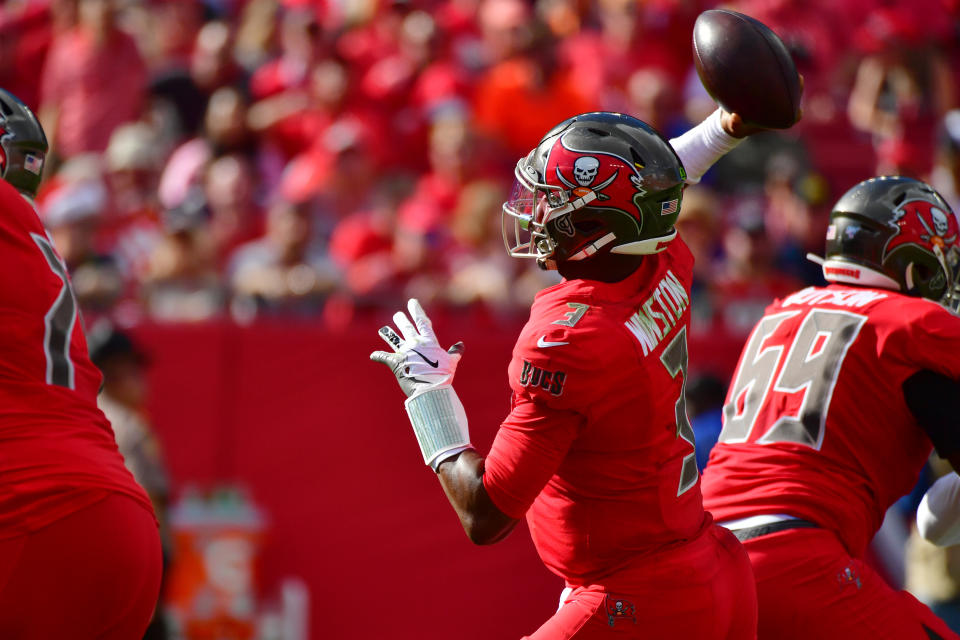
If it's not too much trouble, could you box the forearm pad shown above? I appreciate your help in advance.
[669,109,743,184]
[404,385,473,471]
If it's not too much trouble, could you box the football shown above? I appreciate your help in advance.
[692,9,802,129]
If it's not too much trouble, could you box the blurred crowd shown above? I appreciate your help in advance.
[1,0,958,338]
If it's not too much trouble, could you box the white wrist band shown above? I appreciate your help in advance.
[404,385,473,471]
[669,109,743,184]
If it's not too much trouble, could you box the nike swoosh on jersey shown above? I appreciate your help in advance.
[537,336,569,348]
[411,349,439,367]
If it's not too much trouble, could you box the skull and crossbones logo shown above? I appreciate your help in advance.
[573,156,599,186]
[918,206,958,248]
[556,155,618,200]
[933,207,950,236]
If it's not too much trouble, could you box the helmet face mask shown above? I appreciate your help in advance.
[0,89,48,198]
[502,112,685,272]
[502,155,588,267]
[818,176,960,312]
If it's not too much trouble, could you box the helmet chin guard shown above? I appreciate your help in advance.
[502,156,599,267]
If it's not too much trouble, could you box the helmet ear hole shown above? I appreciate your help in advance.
[913,262,935,284]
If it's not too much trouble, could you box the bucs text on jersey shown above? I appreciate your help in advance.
[702,284,960,556]
[0,178,153,537]
[482,238,710,586]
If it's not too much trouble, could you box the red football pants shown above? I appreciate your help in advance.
[0,493,162,639]
[524,524,757,639]
[743,527,958,640]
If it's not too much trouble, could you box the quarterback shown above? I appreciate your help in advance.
[0,89,161,638]
[372,107,770,638]
[702,176,960,640]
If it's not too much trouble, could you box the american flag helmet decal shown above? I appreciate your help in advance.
[660,199,679,215]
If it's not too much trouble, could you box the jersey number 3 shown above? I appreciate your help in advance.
[31,232,78,389]
[719,308,866,449]
[660,328,698,496]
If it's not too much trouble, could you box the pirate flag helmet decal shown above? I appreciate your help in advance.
[502,112,686,270]
[810,176,960,311]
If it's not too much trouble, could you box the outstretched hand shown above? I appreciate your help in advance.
[370,298,465,397]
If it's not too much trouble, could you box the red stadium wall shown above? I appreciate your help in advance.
[136,313,743,640]
[137,314,560,640]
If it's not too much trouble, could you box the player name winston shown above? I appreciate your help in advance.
[624,269,690,356]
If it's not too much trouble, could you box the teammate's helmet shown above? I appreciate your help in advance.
[0,89,48,198]
[502,112,686,270]
[818,176,960,310]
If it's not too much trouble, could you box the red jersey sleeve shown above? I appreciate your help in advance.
[482,291,616,519]
[483,394,584,519]
[895,301,960,379]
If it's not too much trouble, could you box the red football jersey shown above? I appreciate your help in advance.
[0,179,152,538]
[702,284,960,556]
[483,239,709,586]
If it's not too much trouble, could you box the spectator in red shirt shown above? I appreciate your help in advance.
[0,1,54,109]
[248,57,349,160]
[846,4,956,179]
[203,154,263,268]
[472,6,597,157]
[39,0,148,159]
[249,5,325,101]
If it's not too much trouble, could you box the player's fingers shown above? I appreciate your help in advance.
[393,310,419,342]
[409,298,436,340]
[378,326,403,352]
[729,112,743,132]
[447,341,465,357]
[369,350,394,365]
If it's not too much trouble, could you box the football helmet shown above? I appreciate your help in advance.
[813,176,960,311]
[502,112,686,271]
[0,89,48,198]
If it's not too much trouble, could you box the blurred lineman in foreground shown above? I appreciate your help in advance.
[0,88,161,638]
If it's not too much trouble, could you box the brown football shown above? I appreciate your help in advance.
[692,9,802,129]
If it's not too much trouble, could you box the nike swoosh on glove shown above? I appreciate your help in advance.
[370,298,465,397]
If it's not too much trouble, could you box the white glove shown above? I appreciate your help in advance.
[370,299,472,470]
[370,298,464,397]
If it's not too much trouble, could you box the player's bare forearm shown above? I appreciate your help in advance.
[437,449,519,545]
